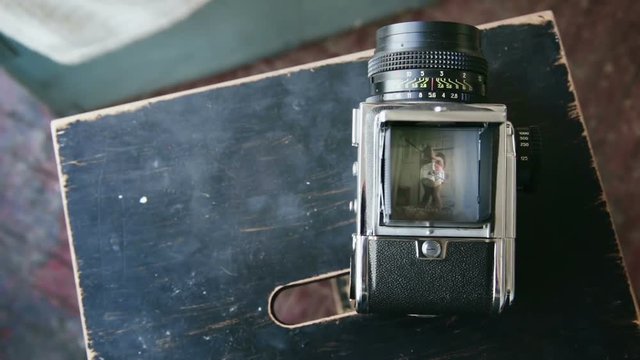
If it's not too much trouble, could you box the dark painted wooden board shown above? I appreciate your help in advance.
[53,12,639,359]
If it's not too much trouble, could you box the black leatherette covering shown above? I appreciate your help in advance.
[367,238,494,314]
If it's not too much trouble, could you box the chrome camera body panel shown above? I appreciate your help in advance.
[350,101,516,315]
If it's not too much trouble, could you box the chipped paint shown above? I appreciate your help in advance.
[51,121,94,360]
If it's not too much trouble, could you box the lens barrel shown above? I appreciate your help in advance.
[368,21,488,103]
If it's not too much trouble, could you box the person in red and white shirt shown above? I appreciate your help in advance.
[420,147,446,210]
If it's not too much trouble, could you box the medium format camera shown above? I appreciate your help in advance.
[349,21,536,315]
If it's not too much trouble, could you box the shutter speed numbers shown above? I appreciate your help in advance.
[518,129,531,162]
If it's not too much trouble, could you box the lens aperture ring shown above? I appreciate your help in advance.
[368,50,487,78]
[368,68,486,103]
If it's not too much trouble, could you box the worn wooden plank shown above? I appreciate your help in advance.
[52,11,639,359]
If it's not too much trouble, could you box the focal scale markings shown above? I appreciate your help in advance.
[370,69,486,102]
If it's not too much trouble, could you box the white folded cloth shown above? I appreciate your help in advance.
[0,0,210,64]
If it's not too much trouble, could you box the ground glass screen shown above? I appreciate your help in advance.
[385,124,491,224]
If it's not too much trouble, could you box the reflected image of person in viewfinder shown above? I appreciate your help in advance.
[419,145,446,210]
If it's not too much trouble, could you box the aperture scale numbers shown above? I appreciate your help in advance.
[373,69,486,101]
[404,69,484,99]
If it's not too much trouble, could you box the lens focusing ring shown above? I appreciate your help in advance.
[368,21,488,102]
[368,50,487,78]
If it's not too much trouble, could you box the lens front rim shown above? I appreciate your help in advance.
[369,21,488,103]
[368,50,487,78]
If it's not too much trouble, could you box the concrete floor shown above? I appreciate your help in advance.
[0,0,638,358]
[0,70,84,359]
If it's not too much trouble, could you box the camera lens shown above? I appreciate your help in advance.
[368,21,487,103]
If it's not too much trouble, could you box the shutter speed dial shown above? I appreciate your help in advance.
[515,126,540,191]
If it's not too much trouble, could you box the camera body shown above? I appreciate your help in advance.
[350,102,515,314]
[349,21,519,315]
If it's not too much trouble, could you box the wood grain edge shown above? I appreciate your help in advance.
[547,15,640,323]
[50,11,555,131]
[488,10,640,322]
[479,10,553,29]
[50,123,98,360]
[486,10,640,322]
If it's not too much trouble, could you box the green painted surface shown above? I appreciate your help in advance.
[1,0,432,116]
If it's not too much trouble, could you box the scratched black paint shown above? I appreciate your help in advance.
[55,19,639,359]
